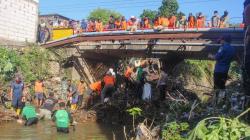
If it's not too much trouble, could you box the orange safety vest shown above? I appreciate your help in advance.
[89,81,102,92]
[124,67,133,78]
[115,21,121,29]
[77,82,85,95]
[197,16,205,28]
[103,75,115,86]
[95,22,103,32]
[35,81,44,93]
[168,16,176,28]
[161,17,169,27]
[121,20,127,30]
[188,16,195,28]
[87,22,95,32]
[154,20,160,28]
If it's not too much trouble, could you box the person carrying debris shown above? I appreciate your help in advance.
[209,35,236,106]
[84,81,102,108]
[124,64,135,93]
[34,78,45,107]
[39,92,58,120]
[136,64,145,99]
[101,72,116,103]
[21,100,38,126]
[52,102,73,133]
[157,68,168,101]
[10,76,24,116]
[67,80,78,111]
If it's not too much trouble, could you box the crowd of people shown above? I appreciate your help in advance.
[47,10,232,34]
[0,32,241,133]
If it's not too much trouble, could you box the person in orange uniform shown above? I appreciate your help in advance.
[168,15,176,28]
[101,72,115,103]
[84,81,102,108]
[87,19,96,32]
[121,16,127,30]
[95,19,103,32]
[124,64,134,94]
[115,18,122,30]
[196,12,205,28]
[34,79,45,107]
[188,13,196,28]
[161,16,169,27]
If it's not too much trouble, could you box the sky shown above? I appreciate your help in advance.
[40,0,244,23]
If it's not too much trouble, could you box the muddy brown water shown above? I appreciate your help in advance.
[0,121,122,140]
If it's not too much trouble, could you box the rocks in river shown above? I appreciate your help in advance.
[0,106,16,122]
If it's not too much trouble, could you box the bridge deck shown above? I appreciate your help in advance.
[43,28,244,49]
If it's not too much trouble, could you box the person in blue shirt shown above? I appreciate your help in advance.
[212,35,236,90]
[10,76,24,116]
[209,35,236,106]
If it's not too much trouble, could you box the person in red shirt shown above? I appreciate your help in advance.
[101,72,116,103]
[168,15,177,28]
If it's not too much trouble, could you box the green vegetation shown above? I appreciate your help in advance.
[87,8,122,24]
[159,0,179,17]
[140,9,158,20]
[162,122,189,140]
[188,109,250,140]
[0,46,51,86]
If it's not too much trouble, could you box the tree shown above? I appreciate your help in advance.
[140,9,158,20]
[159,0,179,17]
[87,8,122,25]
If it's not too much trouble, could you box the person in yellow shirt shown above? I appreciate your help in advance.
[34,79,44,107]
[121,16,127,30]
[95,19,103,32]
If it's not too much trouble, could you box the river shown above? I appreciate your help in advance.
[0,121,121,140]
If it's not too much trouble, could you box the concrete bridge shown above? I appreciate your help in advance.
[42,28,244,83]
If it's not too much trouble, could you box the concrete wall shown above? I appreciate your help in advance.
[0,0,39,43]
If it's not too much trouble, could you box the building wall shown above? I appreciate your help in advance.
[0,0,39,43]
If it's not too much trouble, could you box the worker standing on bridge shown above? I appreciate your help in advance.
[108,15,115,29]
[121,16,127,30]
[168,15,177,29]
[211,11,220,28]
[115,18,122,29]
[127,16,138,32]
[95,19,103,32]
[219,11,229,28]
[209,35,236,107]
[196,12,205,28]
[188,13,196,28]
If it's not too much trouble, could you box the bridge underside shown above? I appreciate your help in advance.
[44,28,244,61]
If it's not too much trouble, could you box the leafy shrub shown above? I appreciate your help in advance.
[162,121,189,140]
